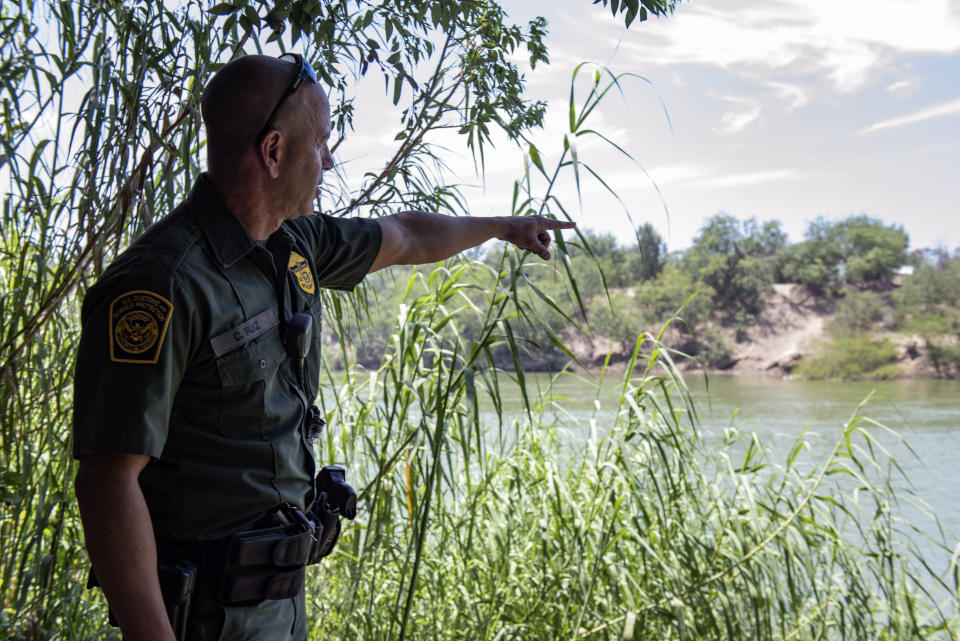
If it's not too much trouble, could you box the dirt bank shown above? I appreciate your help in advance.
[571,283,948,379]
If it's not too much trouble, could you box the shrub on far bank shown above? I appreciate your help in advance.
[829,288,889,335]
[635,263,714,326]
[794,335,900,380]
[587,290,643,351]
[697,326,734,368]
[893,262,960,331]
[924,335,960,378]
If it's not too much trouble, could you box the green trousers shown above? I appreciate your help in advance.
[188,589,308,641]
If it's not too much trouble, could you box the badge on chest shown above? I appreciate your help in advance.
[288,251,315,295]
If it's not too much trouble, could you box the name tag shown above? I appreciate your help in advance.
[210,308,279,357]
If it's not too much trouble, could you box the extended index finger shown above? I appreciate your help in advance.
[539,218,577,230]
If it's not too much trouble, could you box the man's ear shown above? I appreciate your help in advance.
[258,130,283,179]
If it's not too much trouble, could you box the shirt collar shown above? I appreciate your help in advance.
[186,173,258,268]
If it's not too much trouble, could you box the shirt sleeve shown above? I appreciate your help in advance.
[72,269,191,459]
[289,214,382,291]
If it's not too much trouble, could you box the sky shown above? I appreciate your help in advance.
[338,0,960,253]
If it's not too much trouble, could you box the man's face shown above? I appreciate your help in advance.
[277,84,334,220]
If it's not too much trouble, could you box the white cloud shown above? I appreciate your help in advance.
[886,80,912,93]
[859,96,960,133]
[648,163,712,185]
[768,82,811,109]
[642,164,801,189]
[714,95,762,134]
[696,169,801,188]
[613,0,960,92]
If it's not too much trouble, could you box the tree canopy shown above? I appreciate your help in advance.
[779,215,909,291]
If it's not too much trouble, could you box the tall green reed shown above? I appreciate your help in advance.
[1,3,218,636]
[302,68,958,639]
[309,262,959,639]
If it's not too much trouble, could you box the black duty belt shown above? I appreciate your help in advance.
[160,503,341,606]
[89,467,357,641]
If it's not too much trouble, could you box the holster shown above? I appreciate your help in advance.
[158,560,197,640]
[214,496,351,605]
[308,490,343,562]
[89,468,355,625]
[87,560,197,641]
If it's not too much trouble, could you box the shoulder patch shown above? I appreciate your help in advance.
[109,290,174,364]
[288,251,316,294]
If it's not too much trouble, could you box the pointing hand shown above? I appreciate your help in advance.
[498,215,577,260]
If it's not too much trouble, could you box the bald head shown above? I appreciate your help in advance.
[201,55,321,176]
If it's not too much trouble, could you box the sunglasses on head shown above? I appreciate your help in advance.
[255,53,318,146]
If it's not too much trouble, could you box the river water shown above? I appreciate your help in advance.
[487,372,960,577]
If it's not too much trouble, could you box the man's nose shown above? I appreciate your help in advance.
[321,147,334,171]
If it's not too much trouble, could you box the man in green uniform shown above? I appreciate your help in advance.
[73,54,574,641]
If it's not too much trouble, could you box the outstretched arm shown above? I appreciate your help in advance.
[369,212,576,273]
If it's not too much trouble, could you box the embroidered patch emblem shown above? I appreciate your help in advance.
[109,290,173,364]
[288,251,315,294]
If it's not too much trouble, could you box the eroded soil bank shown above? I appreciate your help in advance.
[569,284,955,379]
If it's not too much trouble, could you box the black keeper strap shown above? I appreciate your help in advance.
[227,526,312,568]
[221,565,305,605]
[265,567,306,600]
[273,531,313,567]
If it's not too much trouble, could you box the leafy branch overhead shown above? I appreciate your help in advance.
[0,0,673,390]
[206,0,552,162]
[592,0,678,28]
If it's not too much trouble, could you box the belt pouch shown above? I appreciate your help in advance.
[221,565,305,605]
[219,524,312,605]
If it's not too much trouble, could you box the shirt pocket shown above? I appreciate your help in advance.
[214,339,269,439]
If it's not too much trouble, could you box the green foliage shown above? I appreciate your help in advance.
[926,338,960,378]
[592,0,678,27]
[894,262,960,330]
[696,326,733,367]
[631,221,666,281]
[830,288,888,335]
[587,290,642,349]
[310,283,957,638]
[781,215,909,290]
[555,226,666,292]
[344,215,958,379]
[680,213,783,313]
[836,216,910,283]
[891,256,960,378]
[777,240,834,292]
[794,336,900,380]
[635,262,714,326]
[565,229,630,290]
[798,287,900,379]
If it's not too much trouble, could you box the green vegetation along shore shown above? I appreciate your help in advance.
[330,213,960,381]
[2,2,956,638]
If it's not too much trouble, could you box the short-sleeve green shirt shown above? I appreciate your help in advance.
[73,174,381,540]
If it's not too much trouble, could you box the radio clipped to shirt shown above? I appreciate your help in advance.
[282,312,326,443]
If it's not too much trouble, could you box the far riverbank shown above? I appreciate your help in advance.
[530,283,958,380]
